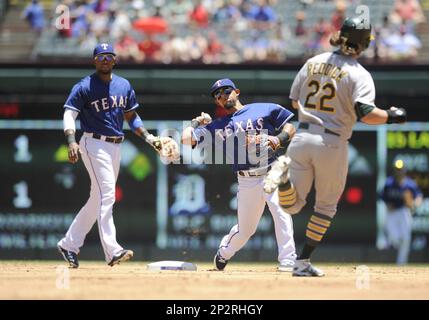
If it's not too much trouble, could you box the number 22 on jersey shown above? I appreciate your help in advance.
[304,80,336,113]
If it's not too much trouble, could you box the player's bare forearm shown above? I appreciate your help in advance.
[361,106,407,125]
[360,107,388,124]
[181,127,196,146]
[291,100,299,110]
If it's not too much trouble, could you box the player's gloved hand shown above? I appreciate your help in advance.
[145,134,163,152]
[386,107,407,124]
[263,136,281,151]
[68,142,81,164]
[192,112,212,127]
[246,134,280,151]
[246,134,278,166]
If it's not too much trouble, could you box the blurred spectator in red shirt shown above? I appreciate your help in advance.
[390,0,426,26]
[115,33,145,63]
[331,0,346,31]
[138,34,162,62]
[189,0,209,28]
[294,11,307,37]
[315,17,331,47]
[203,31,224,64]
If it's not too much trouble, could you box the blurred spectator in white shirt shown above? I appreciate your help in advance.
[164,0,194,24]
[385,23,422,60]
[110,9,132,41]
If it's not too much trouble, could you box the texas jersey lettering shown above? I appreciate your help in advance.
[64,73,138,136]
[193,103,293,171]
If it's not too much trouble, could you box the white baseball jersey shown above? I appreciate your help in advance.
[290,51,376,140]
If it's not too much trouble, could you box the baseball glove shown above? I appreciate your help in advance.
[158,137,180,163]
[246,133,281,151]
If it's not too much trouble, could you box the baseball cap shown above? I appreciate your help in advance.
[93,43,116,57]
[210,78,237,97]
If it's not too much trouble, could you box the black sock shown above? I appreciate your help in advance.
[298,243,316,260]
[298,212,333,260]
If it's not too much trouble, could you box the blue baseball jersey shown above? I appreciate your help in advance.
[193,103,294,171]
[64,73,139,136]
[381,176,422,209]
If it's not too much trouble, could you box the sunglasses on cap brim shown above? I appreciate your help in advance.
[213,87,234,99]
[94,54,115,62]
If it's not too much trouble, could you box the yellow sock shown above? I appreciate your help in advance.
[305,213,332,247]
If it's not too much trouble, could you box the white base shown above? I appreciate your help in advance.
[147,260,197,271]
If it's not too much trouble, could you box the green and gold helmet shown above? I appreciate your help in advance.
[340,17,374,54]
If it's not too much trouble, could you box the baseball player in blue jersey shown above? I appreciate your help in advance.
[57,43,176,268]
[381,159,423,265]
[182,78,297,271]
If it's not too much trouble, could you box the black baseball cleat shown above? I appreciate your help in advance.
[108,249,134,267]
[58,245,79,269]
[213,251,228,271]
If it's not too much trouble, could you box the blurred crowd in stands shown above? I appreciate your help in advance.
[21,0,427,63]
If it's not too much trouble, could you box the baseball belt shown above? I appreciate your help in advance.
[238,165,272,177]
[85,132,124,144]
[298,122,340,137]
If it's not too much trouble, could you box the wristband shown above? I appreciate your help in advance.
[129,114,143,131]
[276,131,290,147]
[386,108,406,124]
[190,119,200,129]
[66,133,76,144]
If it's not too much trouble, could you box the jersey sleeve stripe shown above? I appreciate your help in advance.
[275,112,294,131]
[124,103,139,113]
[64,105,80,112]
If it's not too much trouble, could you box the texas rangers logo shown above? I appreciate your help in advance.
[100,43,109,50]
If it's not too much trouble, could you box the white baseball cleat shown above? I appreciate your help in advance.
[278,261,294,272]
[263,155,290,194]
[292,259,325,277]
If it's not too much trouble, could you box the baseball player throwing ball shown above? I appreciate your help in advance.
[57,43,177,268]
[182,78,297,272]
[263,17,407,276]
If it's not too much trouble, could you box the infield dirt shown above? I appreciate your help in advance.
[0,261,428,299]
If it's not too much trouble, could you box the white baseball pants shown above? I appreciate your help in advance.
[57,135,124,262]
[218,175,297,265]
[385,207,413,265]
